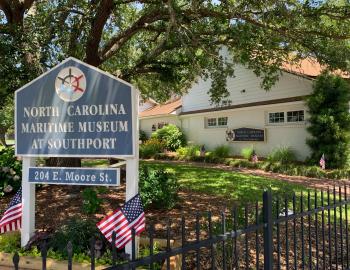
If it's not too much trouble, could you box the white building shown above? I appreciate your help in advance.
[139,58,346,161]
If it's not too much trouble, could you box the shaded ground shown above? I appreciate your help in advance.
[1,160,348,240]
[0,184,227,239]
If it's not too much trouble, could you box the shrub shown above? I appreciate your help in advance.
[267,146,296,164]
[176,145,200,160]
[307,73,350,169]
[241,147,254,160]
[0,147,22,197]
[151,124,186,151]
[139,138,165,159]
[327,169,350,179]
[139,165,179,209]
[82,187,103,214]
[0,231,20,253]
[50,218,101,257]
[212,145,231,158]
[139,130,148,143]
[229,159,260,169]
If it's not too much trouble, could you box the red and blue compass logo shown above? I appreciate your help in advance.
[55,67,86,102]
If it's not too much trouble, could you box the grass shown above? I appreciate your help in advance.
[141,161,310,204]
[82,159,109,167]
[142,161,349,223]
[80,159,346,219]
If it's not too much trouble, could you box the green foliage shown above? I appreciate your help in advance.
[176,145,200,160]
[151,124,186,151]
[0,232,21,253]
[241,147,254,160]
[267,146,296,164]
[212,145,231,158]
[139,130,148,142]
[139,165,179,209]
[0,147,22,197]
[228,159,260,169]
[143,161,309,204]
[82,187,102,214]
[306,73,350,169]
[0,96,14,145]
[3,1,350,108]
[139,138,165,159]
[50,218,100,257]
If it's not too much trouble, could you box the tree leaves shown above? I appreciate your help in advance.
[1,0,350,104]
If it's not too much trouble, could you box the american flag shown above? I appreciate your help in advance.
[320,154,326,170]
[0,188,22,234]
[97,194,145,249]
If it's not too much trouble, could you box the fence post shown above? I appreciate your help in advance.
[263,190,273,270]
[13,252,19,270]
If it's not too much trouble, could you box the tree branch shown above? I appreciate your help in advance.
[85,0,114,66]
[100,9,169,62]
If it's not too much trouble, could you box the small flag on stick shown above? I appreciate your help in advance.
[320,154,326,170]
[97,194,145,249]
[0,188,22,234]
[252,151,258,163]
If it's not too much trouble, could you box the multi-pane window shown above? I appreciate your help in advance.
[268,110,305,124]
[287,110,304,122]
[207,118,217,127]
[218,117,228,126]
[269,112,285,123]
[205,117,228,128]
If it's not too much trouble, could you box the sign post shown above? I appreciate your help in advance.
[21,157,36,247]
[15,57,139,257]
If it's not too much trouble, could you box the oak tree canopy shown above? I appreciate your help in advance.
[1,0,350,105]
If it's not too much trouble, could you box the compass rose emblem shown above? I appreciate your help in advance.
[55,66,86,102]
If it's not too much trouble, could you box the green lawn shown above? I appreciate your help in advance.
[81,159,342,214]
[141,161,311,204]
[142,161,348,221]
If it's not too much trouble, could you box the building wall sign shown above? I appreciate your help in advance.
[226,128,265,142]
[15,58,134,157]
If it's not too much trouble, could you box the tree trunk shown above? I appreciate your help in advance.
[45,157,81,167]
[0,128,8,147]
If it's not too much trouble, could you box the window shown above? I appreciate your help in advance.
[151,124,156,131]
[157,122,168,129]
[139,99,144,106]
[218,117,228,126]
[267,110,305,124]
[287,110,304,122]
[207,118,217,127]
[205,117,228,128]
[269,112,285,123]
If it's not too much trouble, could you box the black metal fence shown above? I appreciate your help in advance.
[11,186,350,269]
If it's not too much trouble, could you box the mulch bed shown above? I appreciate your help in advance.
[0,183,230,240]
[1,161,349,240]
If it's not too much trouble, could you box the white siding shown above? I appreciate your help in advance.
[182,65,313,112]
[140,116,181,137]
[180,102,311,160]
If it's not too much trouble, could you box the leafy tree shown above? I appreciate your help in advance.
[2,0,350,166]
[0,96,14,146]
[306,73,350,169]
[1,1,350,103]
